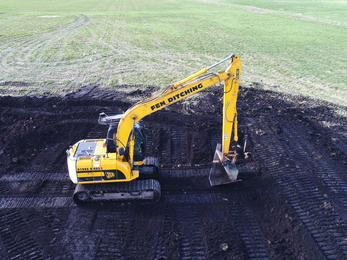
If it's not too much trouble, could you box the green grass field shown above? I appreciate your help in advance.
[0,0,346,106]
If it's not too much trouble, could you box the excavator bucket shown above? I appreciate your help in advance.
[209,144,239,186]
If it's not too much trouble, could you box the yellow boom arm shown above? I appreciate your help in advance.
[116,55,242,166]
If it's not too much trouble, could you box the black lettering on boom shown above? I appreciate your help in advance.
[167,83,204,103]
[151,100,166,110]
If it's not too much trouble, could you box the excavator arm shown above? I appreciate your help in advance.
[115,54,242,180]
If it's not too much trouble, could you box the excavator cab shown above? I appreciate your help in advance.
[124,124,146,162]
[99,112,146,161]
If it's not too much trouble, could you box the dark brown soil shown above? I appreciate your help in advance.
[0,85,347,260]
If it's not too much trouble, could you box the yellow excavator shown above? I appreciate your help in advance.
[67,54,242,203]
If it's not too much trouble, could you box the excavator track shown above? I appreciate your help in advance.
[73,179,161,203]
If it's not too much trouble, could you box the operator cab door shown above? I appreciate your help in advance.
[106,123,146,162]
[127,125,146,162]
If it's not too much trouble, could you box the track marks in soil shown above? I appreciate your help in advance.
[92,207,138,259]
[174,206,207,259]
[250,116,347,259]
[0,210,45,259]
[147,121,219,167]
[63,208,98,259]
[1,88,347,259]
[0,172,74,209]
[159,171,272,259]
[226,191,270,259]
[0,169,273,259]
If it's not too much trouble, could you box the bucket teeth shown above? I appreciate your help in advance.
[209,144,239,186]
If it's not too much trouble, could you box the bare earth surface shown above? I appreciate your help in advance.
[1,85,347,259]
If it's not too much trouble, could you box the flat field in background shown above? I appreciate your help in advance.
[0,0,346,106]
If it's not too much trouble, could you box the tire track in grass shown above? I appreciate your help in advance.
[1,14,91,67]
[35,14,91,62]
[53,14,91,62]
[28,14,91,63]
[0,14,96,89]
[84,15,217,86]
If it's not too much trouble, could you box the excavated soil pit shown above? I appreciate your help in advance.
[0,86,347,259]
